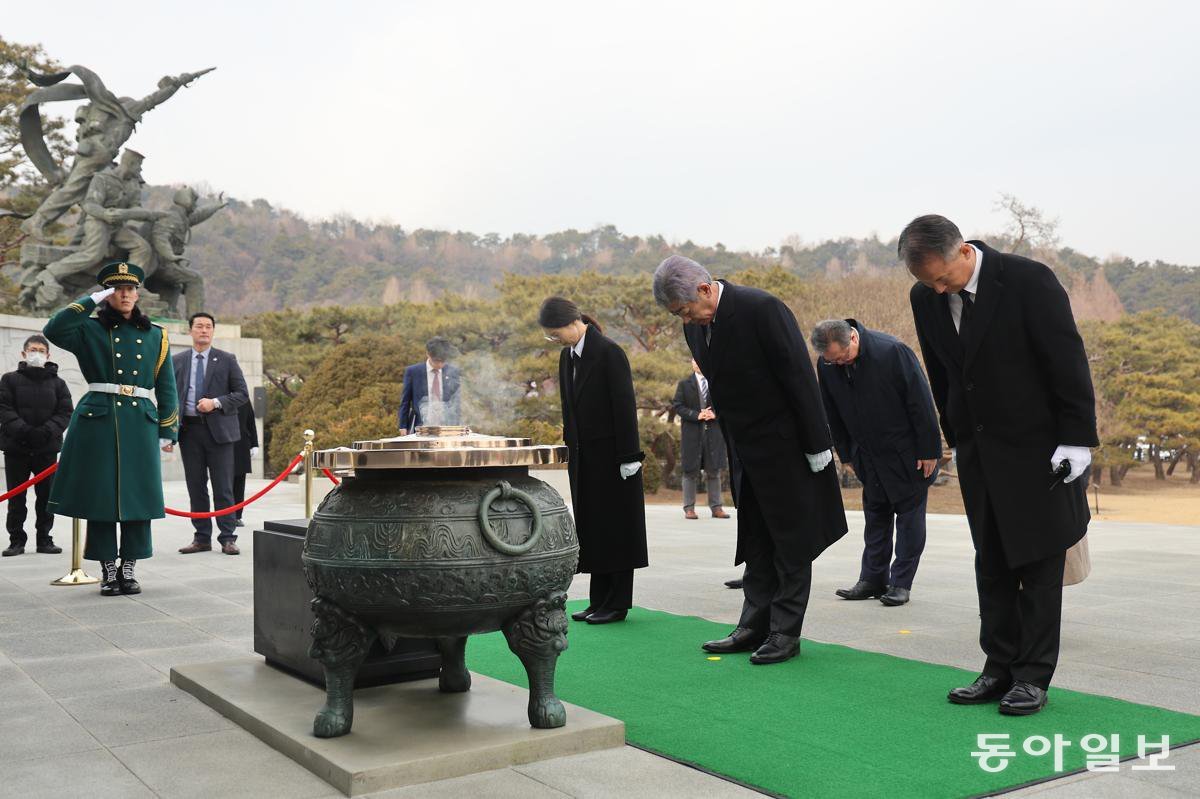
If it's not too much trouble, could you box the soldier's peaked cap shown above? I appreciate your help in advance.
[97,260,144,287]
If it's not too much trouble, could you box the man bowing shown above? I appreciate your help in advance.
[654,255,848,664]
[901,214,1097,715]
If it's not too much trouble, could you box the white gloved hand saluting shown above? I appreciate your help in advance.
[619,462,642,480]
[1051,445,1092,483]
[805,449,833,473]
[90,287,116,305]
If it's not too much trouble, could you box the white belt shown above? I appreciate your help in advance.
[88,383,155,400]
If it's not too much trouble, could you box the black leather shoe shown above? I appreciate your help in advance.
[702,627,765,654]
[750,632,800,664]
[119,560,141,595]
[100,561,121,597]
[235,519,246,528]
[999,681,1048,716]
[2,544,24,557]
[585,609,627,624]
[835,579,886,600]
[948,675,1010,705]
[571,607,595,622]
[36,541,62,554]
[880,586,910,606]
[724,578,743,589]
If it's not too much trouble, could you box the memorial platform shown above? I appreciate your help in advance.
[172,658,623,795]
[0,478,1195,797]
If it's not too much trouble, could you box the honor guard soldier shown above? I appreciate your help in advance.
[43,261,180,596]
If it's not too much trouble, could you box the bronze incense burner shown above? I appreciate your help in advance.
[303,427,577,738]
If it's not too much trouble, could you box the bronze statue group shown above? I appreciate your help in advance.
[543,213,1096,717]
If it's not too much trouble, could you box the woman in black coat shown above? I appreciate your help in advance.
[539,297,647,625]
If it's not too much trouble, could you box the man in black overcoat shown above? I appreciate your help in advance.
[813,319,941,607]
[231,401,259,528]
[541,304,648,626]
[901,214,1097,715]
[671,360,729,519]
[0,335,72,556]
[654,255,848,664]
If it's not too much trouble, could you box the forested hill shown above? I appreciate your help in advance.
[157,187,1200,322]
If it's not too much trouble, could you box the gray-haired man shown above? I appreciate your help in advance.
[653,255,848,664]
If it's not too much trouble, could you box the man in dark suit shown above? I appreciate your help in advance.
[902,214,1097,716]
[671,360,729,520]
[654,255,848,664]
[812,319,941,607]
[171,312,249,555]
[398,337,462,433]
[231,401,259,528]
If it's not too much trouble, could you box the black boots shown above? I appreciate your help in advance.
[2,543,24,556]
[36,538,62,554]
[100,561,121,596]
[119,560,141,595]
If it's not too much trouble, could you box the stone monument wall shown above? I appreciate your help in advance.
[0,313,264,483]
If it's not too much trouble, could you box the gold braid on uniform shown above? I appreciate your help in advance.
[67,302,86,313]
[154,324,170,378]
[159,410,179,428]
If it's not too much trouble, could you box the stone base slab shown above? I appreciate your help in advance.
[171,658,625,796]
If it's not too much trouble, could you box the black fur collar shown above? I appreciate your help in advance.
[96,301,152,331]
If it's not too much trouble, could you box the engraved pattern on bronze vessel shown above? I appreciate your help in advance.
[504,592,569,658]
[304,555,577,610]
[308,596,376,665]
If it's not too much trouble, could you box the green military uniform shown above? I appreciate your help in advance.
[43,262,179,562]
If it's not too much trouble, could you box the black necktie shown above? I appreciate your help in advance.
[571,350,580,384]
[958,290,974,336]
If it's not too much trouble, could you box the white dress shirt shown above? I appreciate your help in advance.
[425,359,446,425]
[571,325,588,359]
[185,348,213,416]
[949,244,984,333]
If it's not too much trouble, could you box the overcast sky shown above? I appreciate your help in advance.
[7,1,1199,263]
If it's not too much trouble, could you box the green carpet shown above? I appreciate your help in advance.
[467,603,1200,798]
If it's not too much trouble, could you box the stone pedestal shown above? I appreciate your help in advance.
[172,658,624,796]
[253,519,442,687]
[0,312,263,481]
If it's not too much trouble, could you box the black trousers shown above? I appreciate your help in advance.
[973,490,1067,690]
[179,418,237,542]
[232,472,246,520]
[5,449,58,546]
[859,456,928,590]
[589,569,634,611]
[736,475,813,637]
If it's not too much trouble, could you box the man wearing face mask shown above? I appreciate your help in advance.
[0,336,73,557]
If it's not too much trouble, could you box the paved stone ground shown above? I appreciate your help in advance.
[0,475,1195,798]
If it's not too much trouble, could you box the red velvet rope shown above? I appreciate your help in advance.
[322,468,340,485]
[0,453,307,519]
[164,453,305,518]
[0,462,58,502]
